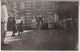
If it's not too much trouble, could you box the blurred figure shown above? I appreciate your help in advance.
[36,15,43,29]
[17,21,23,36]
[42,19,48,30]
[66,18,73,31]
[53,13,59,29]
[62,18,67,30]
[32,16,37,29]
[7,14,13,31]
[47,18,52,29]
[1,1,8,45]
[11,17,17,36]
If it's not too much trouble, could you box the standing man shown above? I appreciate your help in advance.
[1,1,8,45]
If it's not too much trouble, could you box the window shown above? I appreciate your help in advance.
[20,2,25,9]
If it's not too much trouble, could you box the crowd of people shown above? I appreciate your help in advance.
[8,16,24,37]
[32,14,75,31]
[32,15,49,30]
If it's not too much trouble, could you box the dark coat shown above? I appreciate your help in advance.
[11,19,17,33]
[17,21,23,32]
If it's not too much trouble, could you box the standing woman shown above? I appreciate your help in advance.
[11,17,16,36]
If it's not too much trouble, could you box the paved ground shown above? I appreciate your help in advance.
[1,29,78,50]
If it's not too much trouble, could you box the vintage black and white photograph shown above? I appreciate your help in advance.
[1,0,79,50]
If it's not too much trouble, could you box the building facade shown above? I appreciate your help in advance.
[2,0,78,30]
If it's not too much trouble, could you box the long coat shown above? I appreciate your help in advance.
[1,4,8,43]
[11,19,17,33]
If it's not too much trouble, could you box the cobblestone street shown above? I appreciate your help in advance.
[2,29,78,50]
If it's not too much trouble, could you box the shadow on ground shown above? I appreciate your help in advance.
[1,29,78,50]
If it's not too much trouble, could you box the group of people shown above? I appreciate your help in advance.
[1,1,23,45]
[32,14,74,31]
[59,17,74,31]
[32,15,49,30]
[32,14,60,30]
[10,17,23,37]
